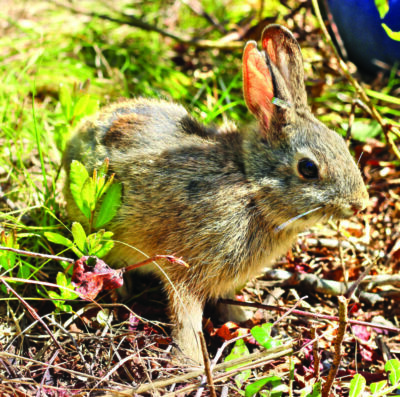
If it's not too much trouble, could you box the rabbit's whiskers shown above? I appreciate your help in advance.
[275,206,322,232]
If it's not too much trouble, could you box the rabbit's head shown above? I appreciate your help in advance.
[241,25,368,232]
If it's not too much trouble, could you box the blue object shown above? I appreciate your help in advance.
[326,0,400,73]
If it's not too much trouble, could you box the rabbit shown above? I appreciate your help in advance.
[63,24,369,364]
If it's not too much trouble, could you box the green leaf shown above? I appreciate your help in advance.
[224,338,251,388]
[17,262,30,279]
[370,380,387,394]
[71,222,87,253]
[56,272,79,300]
[341,120,381,142]
[0,232,19,271]
[70,160,90,218]
[48,290,61,300]
[385,359,400,387]
[44,232,73,248]
[94,182,122,229]
[381,23,400,41]
[374,0,389,18]
[245,376,282,397]
[91,239,114,258]
[73,94,90,118]
[81,176,96,216]
[251,323,281,349]
[56,271,68,288]
[349,374,366,397]
[48,290,73,312]
[234,369,251,389]
[73,95,98,119]
[310,381,322,397]
[225,339,250,370]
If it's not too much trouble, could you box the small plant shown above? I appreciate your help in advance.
[44,159,122,310]
[45,158,121,259]
[349,359,400,397]
[224,323,287,396]
[47,271,78,312]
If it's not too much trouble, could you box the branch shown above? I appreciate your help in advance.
[219,298,400,334]
[322,296,348,397]
[51,0,243,50]
[0,246,74,263]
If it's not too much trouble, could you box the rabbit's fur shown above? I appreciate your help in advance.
[63,25,368,363]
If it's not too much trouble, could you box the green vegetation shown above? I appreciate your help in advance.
[1,0,399,395]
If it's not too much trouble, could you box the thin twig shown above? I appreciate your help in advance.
[181,0,227,33]
[219,299,400,333]
[51,0,243,49]
[322,296,348,397]
[311,326,320,381]
[0,246,74,263]
[199,331,217,397]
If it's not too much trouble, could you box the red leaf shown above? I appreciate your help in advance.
[72,256,124,300]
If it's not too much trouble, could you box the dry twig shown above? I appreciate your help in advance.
[51,0,243,50]
[322,296,348,397]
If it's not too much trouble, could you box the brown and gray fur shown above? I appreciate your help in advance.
[63,25,368,363]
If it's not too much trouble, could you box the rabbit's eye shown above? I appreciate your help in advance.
[298,158,319,180]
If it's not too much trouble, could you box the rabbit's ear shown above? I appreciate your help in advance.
[243,41,275,131]
[262,25,308,109]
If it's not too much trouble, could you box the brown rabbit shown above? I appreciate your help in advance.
[63,25,369,363]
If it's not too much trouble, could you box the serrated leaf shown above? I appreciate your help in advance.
[374,0,390,18]
[382,23,400,41]
[45,232,73,248]
[70,160,90,218]
[71,222,87,253]
[94,182,122,229]
[349,374,366,397]
[385,359,400,387]
[245,376,282,397]
[370,380,387,394]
